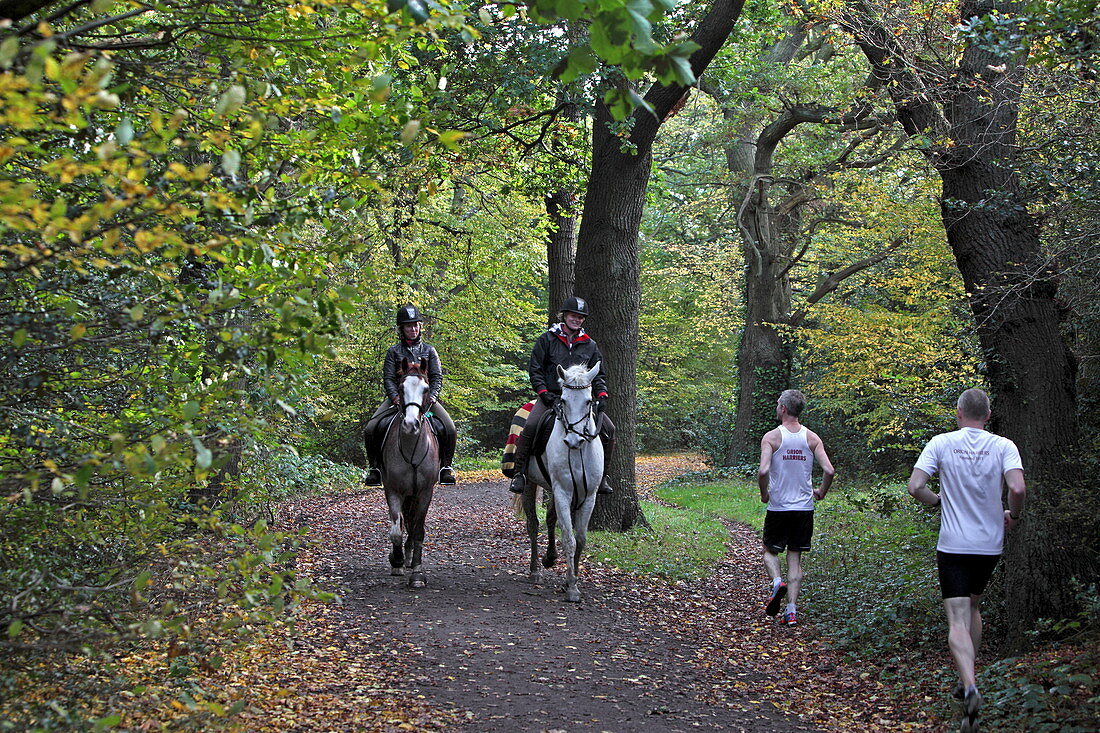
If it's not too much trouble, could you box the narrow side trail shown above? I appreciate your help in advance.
[274,458,920,732]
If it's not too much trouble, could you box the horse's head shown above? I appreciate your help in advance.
[398,358,431,433]
[555,361,600,450]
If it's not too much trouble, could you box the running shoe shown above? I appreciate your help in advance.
[765,582,787,616]
[783,609,797,626]
[960,687,982,733]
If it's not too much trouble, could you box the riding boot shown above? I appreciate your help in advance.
[597,419,614,494]
[438,423,457,485]
[364,423,383,487]
[508,440,530,494]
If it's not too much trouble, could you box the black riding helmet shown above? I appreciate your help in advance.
[559,296,589,316]
[395,304,424,324]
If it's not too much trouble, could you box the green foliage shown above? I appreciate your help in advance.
[0,0,456,661]
[239,447,367,505]
[810,485,942,654]
[587,501,729,580]
[979,648,1100,733]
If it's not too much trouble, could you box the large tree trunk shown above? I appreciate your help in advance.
[576,0,746,530]
[576,103,649,531]
[545,190,577,324]
[938,2,1079,643]
[846,0,1081,644]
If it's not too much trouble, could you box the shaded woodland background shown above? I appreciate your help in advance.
[1,0,1098,728]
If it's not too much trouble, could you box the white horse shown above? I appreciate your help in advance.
[521,362,604,602]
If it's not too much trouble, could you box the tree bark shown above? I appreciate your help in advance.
[576,0,747,531]
[545,188,577,325]
[0,0,59,22]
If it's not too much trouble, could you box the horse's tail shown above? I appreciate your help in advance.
[511,485,542,517]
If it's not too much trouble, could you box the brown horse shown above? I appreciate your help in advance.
[380,358,440,588]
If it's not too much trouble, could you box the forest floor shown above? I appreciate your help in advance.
[256,456,935,732]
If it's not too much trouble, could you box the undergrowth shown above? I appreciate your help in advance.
[587,502,729,581]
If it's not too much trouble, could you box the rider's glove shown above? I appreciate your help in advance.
[539,391,558,408]
[596,393,608,414]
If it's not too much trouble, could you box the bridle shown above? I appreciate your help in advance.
[557,381,599,443]
[396,370,433,468]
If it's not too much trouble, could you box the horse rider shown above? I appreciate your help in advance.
[364,305,457,486]
[508,296,615,495]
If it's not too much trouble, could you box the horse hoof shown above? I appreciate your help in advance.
[409,573,426,588]
[565,588,582,603]
[527,571,541,584]
[390,567,404,576]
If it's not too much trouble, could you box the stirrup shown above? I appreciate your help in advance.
[365,468,383,487]
[509,473,527,494]
[439,466,456,485]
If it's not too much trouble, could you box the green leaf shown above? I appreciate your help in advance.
[133,571,152,592]
[221,149,241,176]
[7,619,24,638]
[559,45,599,83]
[183,401,199,420]
[215,85,246,117]
[92,714,122,731]
[0,36,20,68]
[193,438,212,470]
[115,118,133,145]
[670,55,695,86]
[437,129,466,150]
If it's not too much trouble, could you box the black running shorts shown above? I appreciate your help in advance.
[937,551,1001,599]
[762,510,814,554]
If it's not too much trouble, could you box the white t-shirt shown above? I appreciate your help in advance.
[768,425,815,512]
[914,427,1024,555]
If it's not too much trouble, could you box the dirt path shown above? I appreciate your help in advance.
[289,475,823,733]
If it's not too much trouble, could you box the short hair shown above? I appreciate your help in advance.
[778,389,806,417]
[957,388,991,420]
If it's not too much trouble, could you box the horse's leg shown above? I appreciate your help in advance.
[542,493,558,569]
[572,491,599,594]
[523,482,541,583]
[385,490,405,575]
[551,487,581,602]
[402,495,415,570]
[406,484,433,588]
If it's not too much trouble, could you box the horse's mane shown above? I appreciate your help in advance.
[559,363,592,387]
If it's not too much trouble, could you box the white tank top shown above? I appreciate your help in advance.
[768,425,815,511]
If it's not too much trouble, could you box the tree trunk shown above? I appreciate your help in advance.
[546,188,577,325]
[576,0,747,530]
[937,18,1079,641]
[846,0,1081,644]
[576,103,649,531]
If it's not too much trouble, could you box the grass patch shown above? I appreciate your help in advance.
[656,477,765,530]
[587,501,729,581]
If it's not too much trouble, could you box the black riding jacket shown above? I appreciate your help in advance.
[383,337,443,403]
[527,323,608,398]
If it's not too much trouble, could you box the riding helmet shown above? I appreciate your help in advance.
[560,296,589,316]
[395,304,424,324]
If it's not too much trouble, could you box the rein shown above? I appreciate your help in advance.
[554,381,600,511]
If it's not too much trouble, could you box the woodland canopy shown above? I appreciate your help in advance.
[1,0,1098,724]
